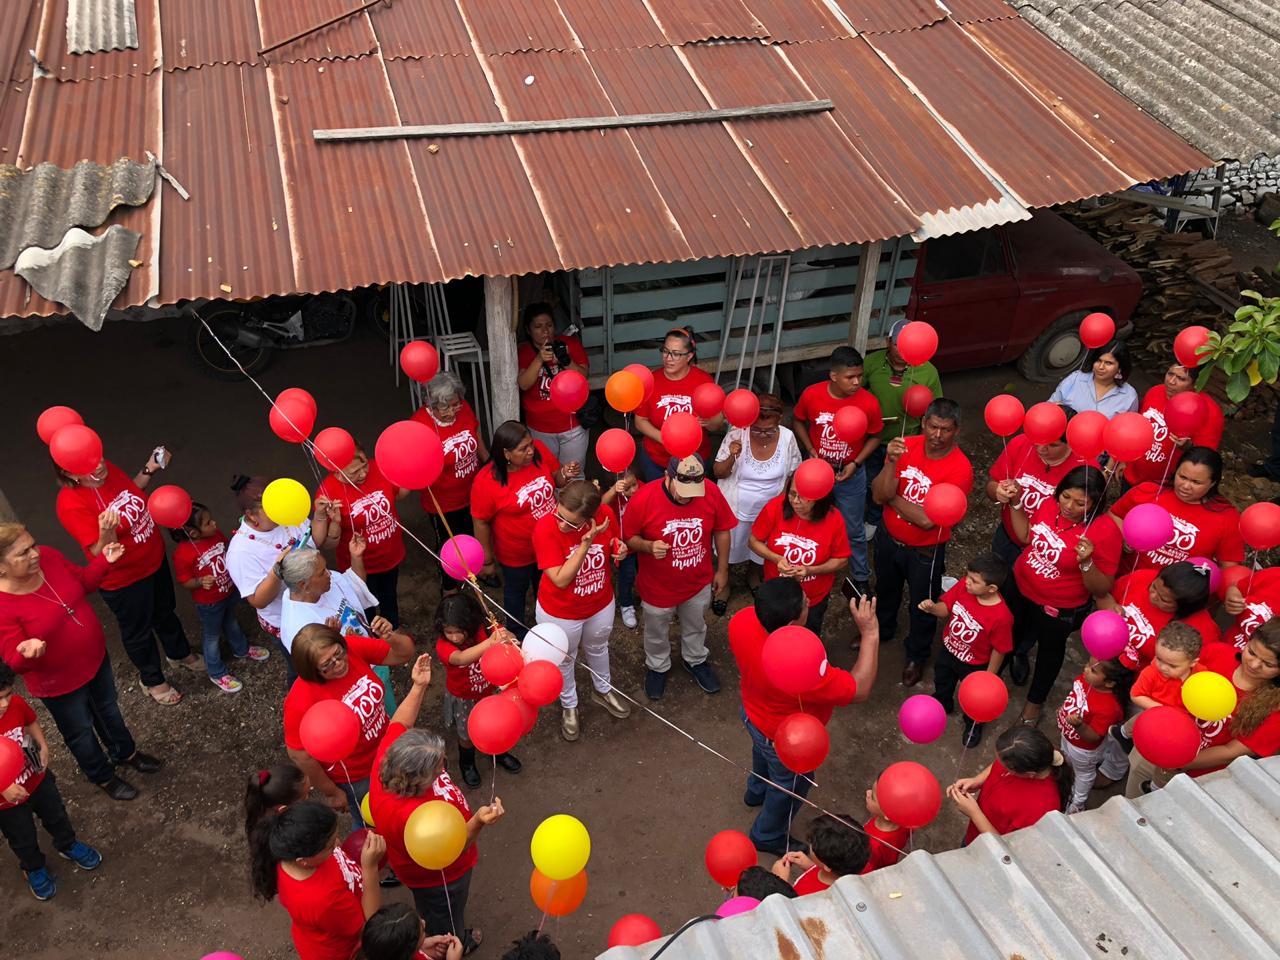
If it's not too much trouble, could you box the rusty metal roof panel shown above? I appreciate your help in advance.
[368,0,473,58]
[66,0,138,54]
[6,0,42,82]
[943,0,1020,24]
[644,0,769,44]
[455,0,576,55]
[35,0,161,81]
[832,0,945,34]
[257,0,377,64]
[552,0,667,50]
[160,0,261,70]
[744,0,857,42]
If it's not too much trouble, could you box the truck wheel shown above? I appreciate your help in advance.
[187,303,273,380]
[1016,310,1102,383]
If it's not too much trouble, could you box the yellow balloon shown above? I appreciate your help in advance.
[1181,671,1237,723]
[262,478,311,527]
[530,814,590,881]
[405,800,467,870]
[360,793,375,828]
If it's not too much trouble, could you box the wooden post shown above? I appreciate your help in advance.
[849,239,883,353]
[485,275,520,427]
[0,486,14,522]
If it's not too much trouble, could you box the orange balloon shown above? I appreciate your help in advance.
[530,868,588,917]
[605,371,644,413]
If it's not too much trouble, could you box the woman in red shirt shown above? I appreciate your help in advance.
[0,524,160,801]
[1006,466,1122,723]
[749,473,851,636]
[516,302,590,469]
[250,800,385,960]
[633,328,723,481]
[949,726,1071,844]
[1095,562,1216,669]
[1223,567,1280,651]
[1110,447,1243,574]
[533,481,632,742]
[1123,362,1224,489]
[54,451,201,704]
[412,372,489,592]
[471,421,576,638]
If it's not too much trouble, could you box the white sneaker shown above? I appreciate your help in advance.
[620,606,638,629]
[211,674,243,694]
[864,523,878,541]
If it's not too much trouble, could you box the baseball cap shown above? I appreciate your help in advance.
[888,318,909,340]
[666,455,706,497]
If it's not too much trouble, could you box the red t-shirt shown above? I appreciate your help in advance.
[1013,502,1122,609]
[517,336,589,433]
[989,434,1093,539]
[792,383,884,465]
[962,756,1061,844]
[534,506,617,619]
[0,548,110,698]
[470,442,561,567]
[317,461,406,575]
[411,402,484,514]
[282,635,391,783]
[750,495,851,605]
[1112,484,1244,572]
[1190,644,1280,775]
[635,366,716,464]
[435,629,494,700]
[1056,673,1122,751]
[1224,568,1280,651]
[622,478,736,608]
[860,818,909,873]
[1125,386,1226,487]
[939,582,1013,665]
[882,436,973,547]
[1132,662,1201,709]
[792,866,829,896]
[0,695,46,809]
[727,608,856,740]
[173,531,233,604]
[276,846,366,960]
[55,462,164,591]
[1112,570,1220,669]
[370,721,479,888]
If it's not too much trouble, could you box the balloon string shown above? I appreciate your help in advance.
[490,755,497,805]
[1001,434,1010,482]
[441,869,457,939]
[927,528,943,603]
[899,367,915,440]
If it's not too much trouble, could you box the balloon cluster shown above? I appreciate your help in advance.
[530,814,591,916]
[38,405,102,476]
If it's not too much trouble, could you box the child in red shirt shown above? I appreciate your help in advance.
[950,726,1069,844]
[1056,657,1131,813]
[0,663,102,901]
[359,902,463,960]
[861,778,910,873]
[771,813,869,896]
[1130,622,1202,711]
[172,502,270,694]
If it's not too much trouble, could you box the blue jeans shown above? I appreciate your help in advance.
[195,595,250,679]
[742,706,814,848]
[831,463,869,581]
[500,562,539,639]
[616,553,637,607]
[40,656,136,785]
[637,444,666,483]
[337,776,371,837]
[863,445,887,526]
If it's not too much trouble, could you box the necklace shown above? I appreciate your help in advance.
[32,575,83,626]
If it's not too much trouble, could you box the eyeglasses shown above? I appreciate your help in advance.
[555,511,586,531]
[660,348,691,359]
[750,425,779,437]
[318,648,348,673]
[432,399,463,412]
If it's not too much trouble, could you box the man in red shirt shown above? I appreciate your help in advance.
[871,398,974,687]
[623,456,735,701]
[730,578,881,855]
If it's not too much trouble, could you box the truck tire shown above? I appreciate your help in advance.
[187,302,273,380]
[1016,310,1101,384]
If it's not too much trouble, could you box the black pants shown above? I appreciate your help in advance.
[805,595,830,639]
[412,869,471,938]
[500,562,539,639]
[932,648,986,713]
[874,525,945,664]
[429,508,475,590]
[989,523,1023,573]
[1005,576,1091,705]
[40,656,136,785]
[863,445,887,527]
[0,772,77,872]
[363,565,401,628]
[100,556,192,688]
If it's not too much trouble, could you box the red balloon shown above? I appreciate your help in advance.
[550,370,590,413]
[517,660,563,707]
[595,428,636,473]
[1133,705,1201,768]
[467,695,523,755]
[876,761,941,829]
[774,713,830,773]
[1218,564,1251,599]
[660,412,702,459]
[723,389,760,429]
[794,459,835,500]
[692,382,726,419]
[480,642,524,688]
[49,424,103,476]
[1173,326,1211,369]
[761,625,827,695]
[902,384,933,418]
[1023,402,1067,445]
[834,405,868,444]
[147,484,193,528]
[1164,391,1206,438]
[314,427,357,472]
[608,914,662,948]
[1079,312,1115,349]
[375,420,444,489]
[896,321,939,366]
[400,341,440,383]
[704,829,756,888]
[958,671,1009,723]
[624,364,655,400]
[299,701,360,763]
[36,405,83,444]
[500,686,538,734]
[1240,501,1280,551]
[984,395,1024,438]
[340,828,388,869]
[1066,410,1107,460]
[0,738,23,791]
[923,482,967,528]
[269,394,316,444]
[278,387,317,416]
[1104,412,1155,463]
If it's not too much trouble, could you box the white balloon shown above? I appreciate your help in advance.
[522,622,568,666]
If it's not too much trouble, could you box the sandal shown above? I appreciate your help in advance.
[462,929,483,956]
[174,655,206,673]
[146,684,183,706]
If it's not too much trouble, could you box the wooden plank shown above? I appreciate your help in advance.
[849,239,882,352]
[313,100,835,142]
[1106,190,1220,218]
[485,275,519,426]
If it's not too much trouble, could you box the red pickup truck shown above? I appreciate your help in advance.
[909,210,1142,381]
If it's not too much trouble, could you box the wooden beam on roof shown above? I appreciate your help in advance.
[312,100,836,142]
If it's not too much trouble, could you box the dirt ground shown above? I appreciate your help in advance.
[0,316,1267,959]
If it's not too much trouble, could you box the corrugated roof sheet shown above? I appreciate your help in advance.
[65,0,138,55]
[644,0,769,44]
[598,756,1280,960]
[458,0,577,55]
[1012,0,1280,160]
[161,0,260,70]
[369,0,473,58]
[256,0,377,63]
[35,0,159,81]
[743,0,857,43]
[833,0,946,34]
[15,223,139,329]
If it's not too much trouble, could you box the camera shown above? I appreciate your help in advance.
[551,340,572,368]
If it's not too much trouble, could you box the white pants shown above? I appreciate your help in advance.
[729,518,764,566]
[535,600,615,709]
[1061,735,1129,812]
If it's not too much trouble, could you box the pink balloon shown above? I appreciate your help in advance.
[1122,503,1174,552]
[1080,609,1128,660]
[440,534,485,581]
[898,694,947,744]
[715,896,760,918]
[1187,556,1222,594]
[201,954,245,960]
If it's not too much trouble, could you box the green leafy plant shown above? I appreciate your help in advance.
[1195,290,1280,402]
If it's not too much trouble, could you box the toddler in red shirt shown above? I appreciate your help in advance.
[861,779,910,873]
[1056,657,1131,813]
[771,813,870,896]
[1111,622,1203,756]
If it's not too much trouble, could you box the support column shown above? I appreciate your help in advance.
[485,274,520,427]
[848,239,883,353]
[0,486,14,522]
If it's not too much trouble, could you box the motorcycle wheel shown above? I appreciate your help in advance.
[187,303,273,380]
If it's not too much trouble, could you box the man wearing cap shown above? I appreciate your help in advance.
[623,455,736,700]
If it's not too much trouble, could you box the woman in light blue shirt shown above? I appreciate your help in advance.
[1048,342,1140,419]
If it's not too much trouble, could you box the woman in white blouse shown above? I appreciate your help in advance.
[1048,342,1139,420]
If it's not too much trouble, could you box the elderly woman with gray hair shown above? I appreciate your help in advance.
[371,651,504,954]
[412,371,490,591]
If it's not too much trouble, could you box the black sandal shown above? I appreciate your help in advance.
[462,929,483,956]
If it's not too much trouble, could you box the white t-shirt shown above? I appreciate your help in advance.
[224,519,312,631]
[279,568,379,652]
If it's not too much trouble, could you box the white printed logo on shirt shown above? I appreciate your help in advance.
[350,490,398,546]
[774,531,819,581]
[443,429,479,479]
[1197,716,1227,752]
[1143,408,1168,462]
[339,675,387,754]
[567,541,608,597]
[814,412,851,461]
[196,541,232,593]
[515,476,556,519]
[1024,521,1067,581]
[333,846,362,893]
[430,770,471,815]
[1122,603,1156,663]
[1233,600,1274,650]
[942,602,982,658]
[1015,474,1056,515]
[655,393,693,416]
[1057,678,1089,739]
[109,489,154,545]
[662,517,707,571]
[899,465,932,505]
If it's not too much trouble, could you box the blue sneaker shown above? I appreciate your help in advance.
[58,841,102,870]
[26,867,56,900]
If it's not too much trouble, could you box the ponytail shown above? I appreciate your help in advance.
[995,725,1075,813]
[1095,657,1136,714]
[249,800,337,902]
[245,763,307,840]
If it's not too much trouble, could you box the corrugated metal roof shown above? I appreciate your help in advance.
[161,0,260,70]
[257,0,377,63]
[833,0,947,34]
[548,0,669,51]
[65,0,138,55]
[15,223,139,329]
[459,0,577,55]
[370,0,474,58]
[35,0,159,81]
[598,756,1280,960]
[644,0,769,44]
[743,0,856,43]
[1012,0,1280,161]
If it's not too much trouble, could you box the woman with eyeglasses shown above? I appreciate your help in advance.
[633,328,722,481]
[713,394,802,592]
[412,372,489,592]
[517,302,590,468]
